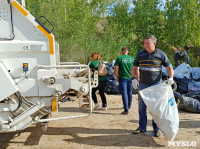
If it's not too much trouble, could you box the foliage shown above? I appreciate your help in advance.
[21,0,200,66]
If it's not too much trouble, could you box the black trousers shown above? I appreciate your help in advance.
[92,79,107,107]
[175,60,180,67]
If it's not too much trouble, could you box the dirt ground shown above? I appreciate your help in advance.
[1,94,200,149]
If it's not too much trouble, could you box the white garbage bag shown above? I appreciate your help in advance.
[132,79,138,89]
[139,83,179,141]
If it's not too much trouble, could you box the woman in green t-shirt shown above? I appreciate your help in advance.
[89,53,108,111]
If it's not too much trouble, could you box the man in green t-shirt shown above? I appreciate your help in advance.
[114,47,135,114]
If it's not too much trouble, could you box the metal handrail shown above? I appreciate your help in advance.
[37,64,87,69]
[60,62,81,65]
[35,16,54,33]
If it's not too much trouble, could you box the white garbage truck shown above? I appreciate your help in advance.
[0,0,97,132]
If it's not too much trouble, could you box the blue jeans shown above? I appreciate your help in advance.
[119,78,133,112]
[138,80,162,132]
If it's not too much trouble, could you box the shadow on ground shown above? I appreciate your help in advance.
[130,119,200,129]
[0,125,165,148]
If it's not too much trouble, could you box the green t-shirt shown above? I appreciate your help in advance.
[89,60,107,82]
[114,55,135,79]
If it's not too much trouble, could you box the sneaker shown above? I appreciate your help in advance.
[154,130,161,137]
[99,107,107,111]
[132,128,146,134]
[121,111,128,115]
[93,103,100,110]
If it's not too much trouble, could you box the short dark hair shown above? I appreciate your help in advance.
[185,45,189,50]
[121,47,129,51]
[145,35,157,43]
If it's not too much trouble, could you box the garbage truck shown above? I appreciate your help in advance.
[0,0,97,132]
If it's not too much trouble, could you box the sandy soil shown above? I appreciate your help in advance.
[1,94,200,149]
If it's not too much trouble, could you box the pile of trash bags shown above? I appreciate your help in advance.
[104,61,137,95]
[170,63,200,113]
[103,61,200,113]
[105,62,121,94]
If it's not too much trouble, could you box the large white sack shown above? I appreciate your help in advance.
[139,83,179,141]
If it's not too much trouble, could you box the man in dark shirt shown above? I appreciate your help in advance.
[174,46,182,67]
[182,45,190,64]
[131,35,174,137]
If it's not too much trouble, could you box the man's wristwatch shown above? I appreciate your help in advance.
[131,76,136,80]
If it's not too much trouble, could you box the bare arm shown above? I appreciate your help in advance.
[166,66,174,78]
[131,66,140,82]
[114,66,119,82]
[136,67,140,82]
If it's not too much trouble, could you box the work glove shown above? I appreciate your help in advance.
[168,78,174,85]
